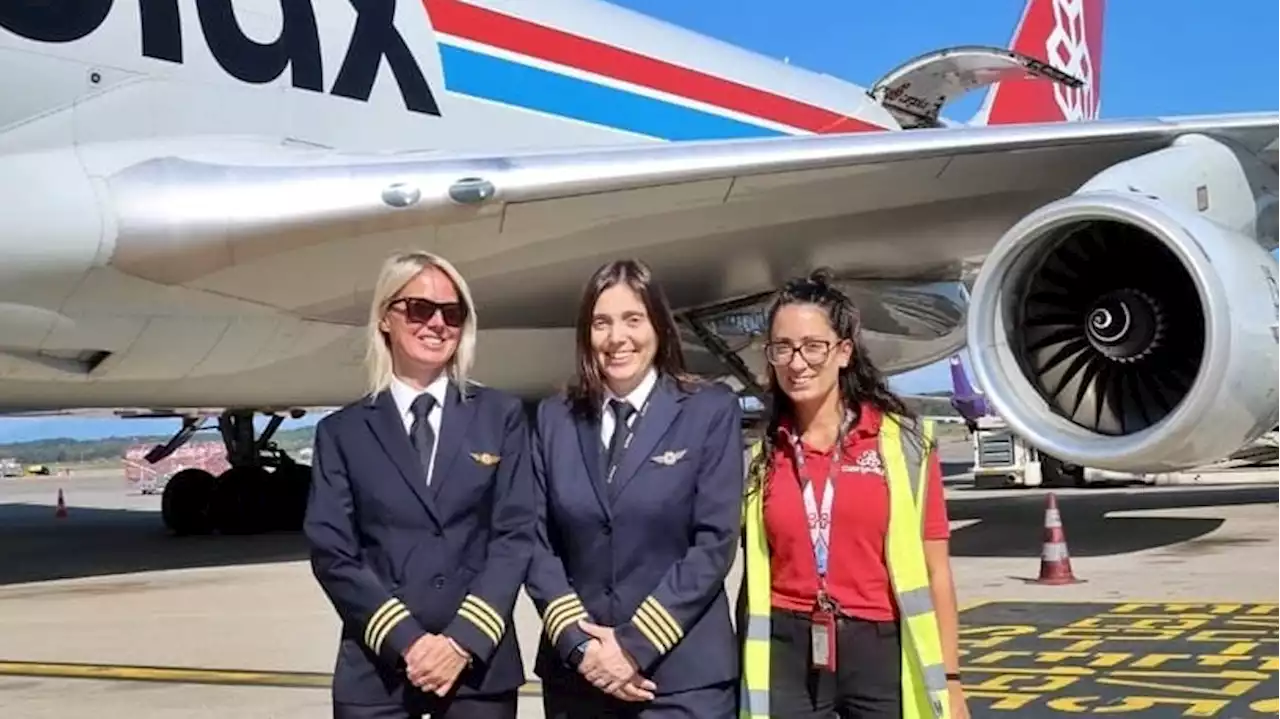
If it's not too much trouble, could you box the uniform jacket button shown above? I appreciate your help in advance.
[433,575,446,589]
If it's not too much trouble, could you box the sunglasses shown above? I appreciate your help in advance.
[388,297,469,328]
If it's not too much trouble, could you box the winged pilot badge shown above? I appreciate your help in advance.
[470,452,501,466]
[650,448,688,466]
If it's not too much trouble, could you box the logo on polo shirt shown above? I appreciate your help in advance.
[842,449,885,477]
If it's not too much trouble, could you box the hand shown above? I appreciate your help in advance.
[609,676,658,703]
[578,640,656,702]
[578,621,649,698]
[404,634,470,696]
[948,680,970,719]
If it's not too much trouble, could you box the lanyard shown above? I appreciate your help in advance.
[787,411,853,609]
[605,393,653,484]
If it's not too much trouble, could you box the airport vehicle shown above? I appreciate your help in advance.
[970,415,1279,488]
[0,0,1275,535]
[933,353,1080,488]
[968,415,1080,488]
[123,441,229,495]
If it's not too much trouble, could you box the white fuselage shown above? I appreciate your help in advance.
[0,0,990,411]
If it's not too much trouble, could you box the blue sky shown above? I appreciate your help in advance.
[0,0,1275,444]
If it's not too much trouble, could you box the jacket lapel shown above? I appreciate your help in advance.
[611,377,684,501]
[574,412,612,518]
[431,381,478,497]
[365,390,441,527]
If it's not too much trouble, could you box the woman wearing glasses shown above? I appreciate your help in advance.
[737,269,968,719]
[524,258,745,718]
[305,250,535,719]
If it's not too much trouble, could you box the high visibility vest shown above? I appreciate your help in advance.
[738,414,949,719]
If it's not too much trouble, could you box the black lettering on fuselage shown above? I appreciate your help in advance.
[332,0,439,115]
[139,0,182,63]
[1,0,439,115]
[0,0,112,43]
[198,0,322,91]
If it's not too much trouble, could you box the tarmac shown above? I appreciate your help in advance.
[0,446,1275,718]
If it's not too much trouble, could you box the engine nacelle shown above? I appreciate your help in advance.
[968,135,1279,472]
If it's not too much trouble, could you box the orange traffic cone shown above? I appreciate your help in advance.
[54,489,68,519]
[1030,492,1083,585]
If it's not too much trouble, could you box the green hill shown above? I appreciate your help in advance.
[0,426,317,466]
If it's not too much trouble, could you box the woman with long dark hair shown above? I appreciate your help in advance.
[738,268,968,719]
[524,258,745,718]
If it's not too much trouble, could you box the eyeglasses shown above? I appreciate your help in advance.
[388,297,469,328]
[764,339,838,366]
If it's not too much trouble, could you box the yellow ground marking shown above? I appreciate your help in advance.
[0,660,544,695]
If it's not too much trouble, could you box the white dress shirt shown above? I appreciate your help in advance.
[600,367,657,447]
[390,372,448,485]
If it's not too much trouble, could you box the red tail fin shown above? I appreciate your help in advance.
[977,0,1105,124]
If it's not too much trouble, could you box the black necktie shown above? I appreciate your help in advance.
[605,399,636,482]
[410,393,437,483]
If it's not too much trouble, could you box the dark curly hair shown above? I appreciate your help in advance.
[746,267,917,496]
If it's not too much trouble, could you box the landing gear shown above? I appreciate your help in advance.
[675,295,772,425]
[157,409,311,536]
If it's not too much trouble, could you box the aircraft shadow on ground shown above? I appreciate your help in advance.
[0,503,308,586]
[946,485,1278,558]
[2,483,1275,585]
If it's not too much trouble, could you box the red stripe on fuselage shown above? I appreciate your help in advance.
[423,0,882,134]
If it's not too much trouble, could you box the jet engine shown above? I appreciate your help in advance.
[968,135,1279,472]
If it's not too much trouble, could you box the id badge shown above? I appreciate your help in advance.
[810,610,837,672]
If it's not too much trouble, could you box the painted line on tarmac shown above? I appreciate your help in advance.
[0,660,544,695]
[0,600,994,695]
[958,601,1279,717]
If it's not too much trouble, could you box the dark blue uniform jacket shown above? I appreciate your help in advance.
[525,375,745,695]
[304,381,534,706]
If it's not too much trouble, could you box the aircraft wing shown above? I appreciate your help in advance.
[898,394,962,418]
[95,112,1277,325]
[12,109,1276,407]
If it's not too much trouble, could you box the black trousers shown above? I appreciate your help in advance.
[335,690,518,719]
[769,609,902,719]
[543,680,736,719]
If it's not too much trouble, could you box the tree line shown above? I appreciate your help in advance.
[0,426,318,466]
[1,394,958,466]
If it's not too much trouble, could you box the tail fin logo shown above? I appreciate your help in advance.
[1046,0,1098,121]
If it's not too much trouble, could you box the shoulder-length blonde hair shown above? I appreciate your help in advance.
[364,250,478,398]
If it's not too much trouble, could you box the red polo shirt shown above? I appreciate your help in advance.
[763,404,950,621]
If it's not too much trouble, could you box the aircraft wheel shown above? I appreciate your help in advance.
[161,468,216,535]
[268,464,312,532]
[211,466,271,535]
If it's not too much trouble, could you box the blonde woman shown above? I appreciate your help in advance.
[305,250,535,719]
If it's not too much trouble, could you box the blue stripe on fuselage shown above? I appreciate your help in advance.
[437,44,790,142]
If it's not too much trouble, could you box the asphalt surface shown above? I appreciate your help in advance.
[0,454,1274,718]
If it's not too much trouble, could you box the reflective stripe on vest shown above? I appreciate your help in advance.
[738,414,948,719]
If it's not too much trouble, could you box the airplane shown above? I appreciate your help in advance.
[0,0,1275,537]
[947,354,989,429]
[879,354,989,428]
